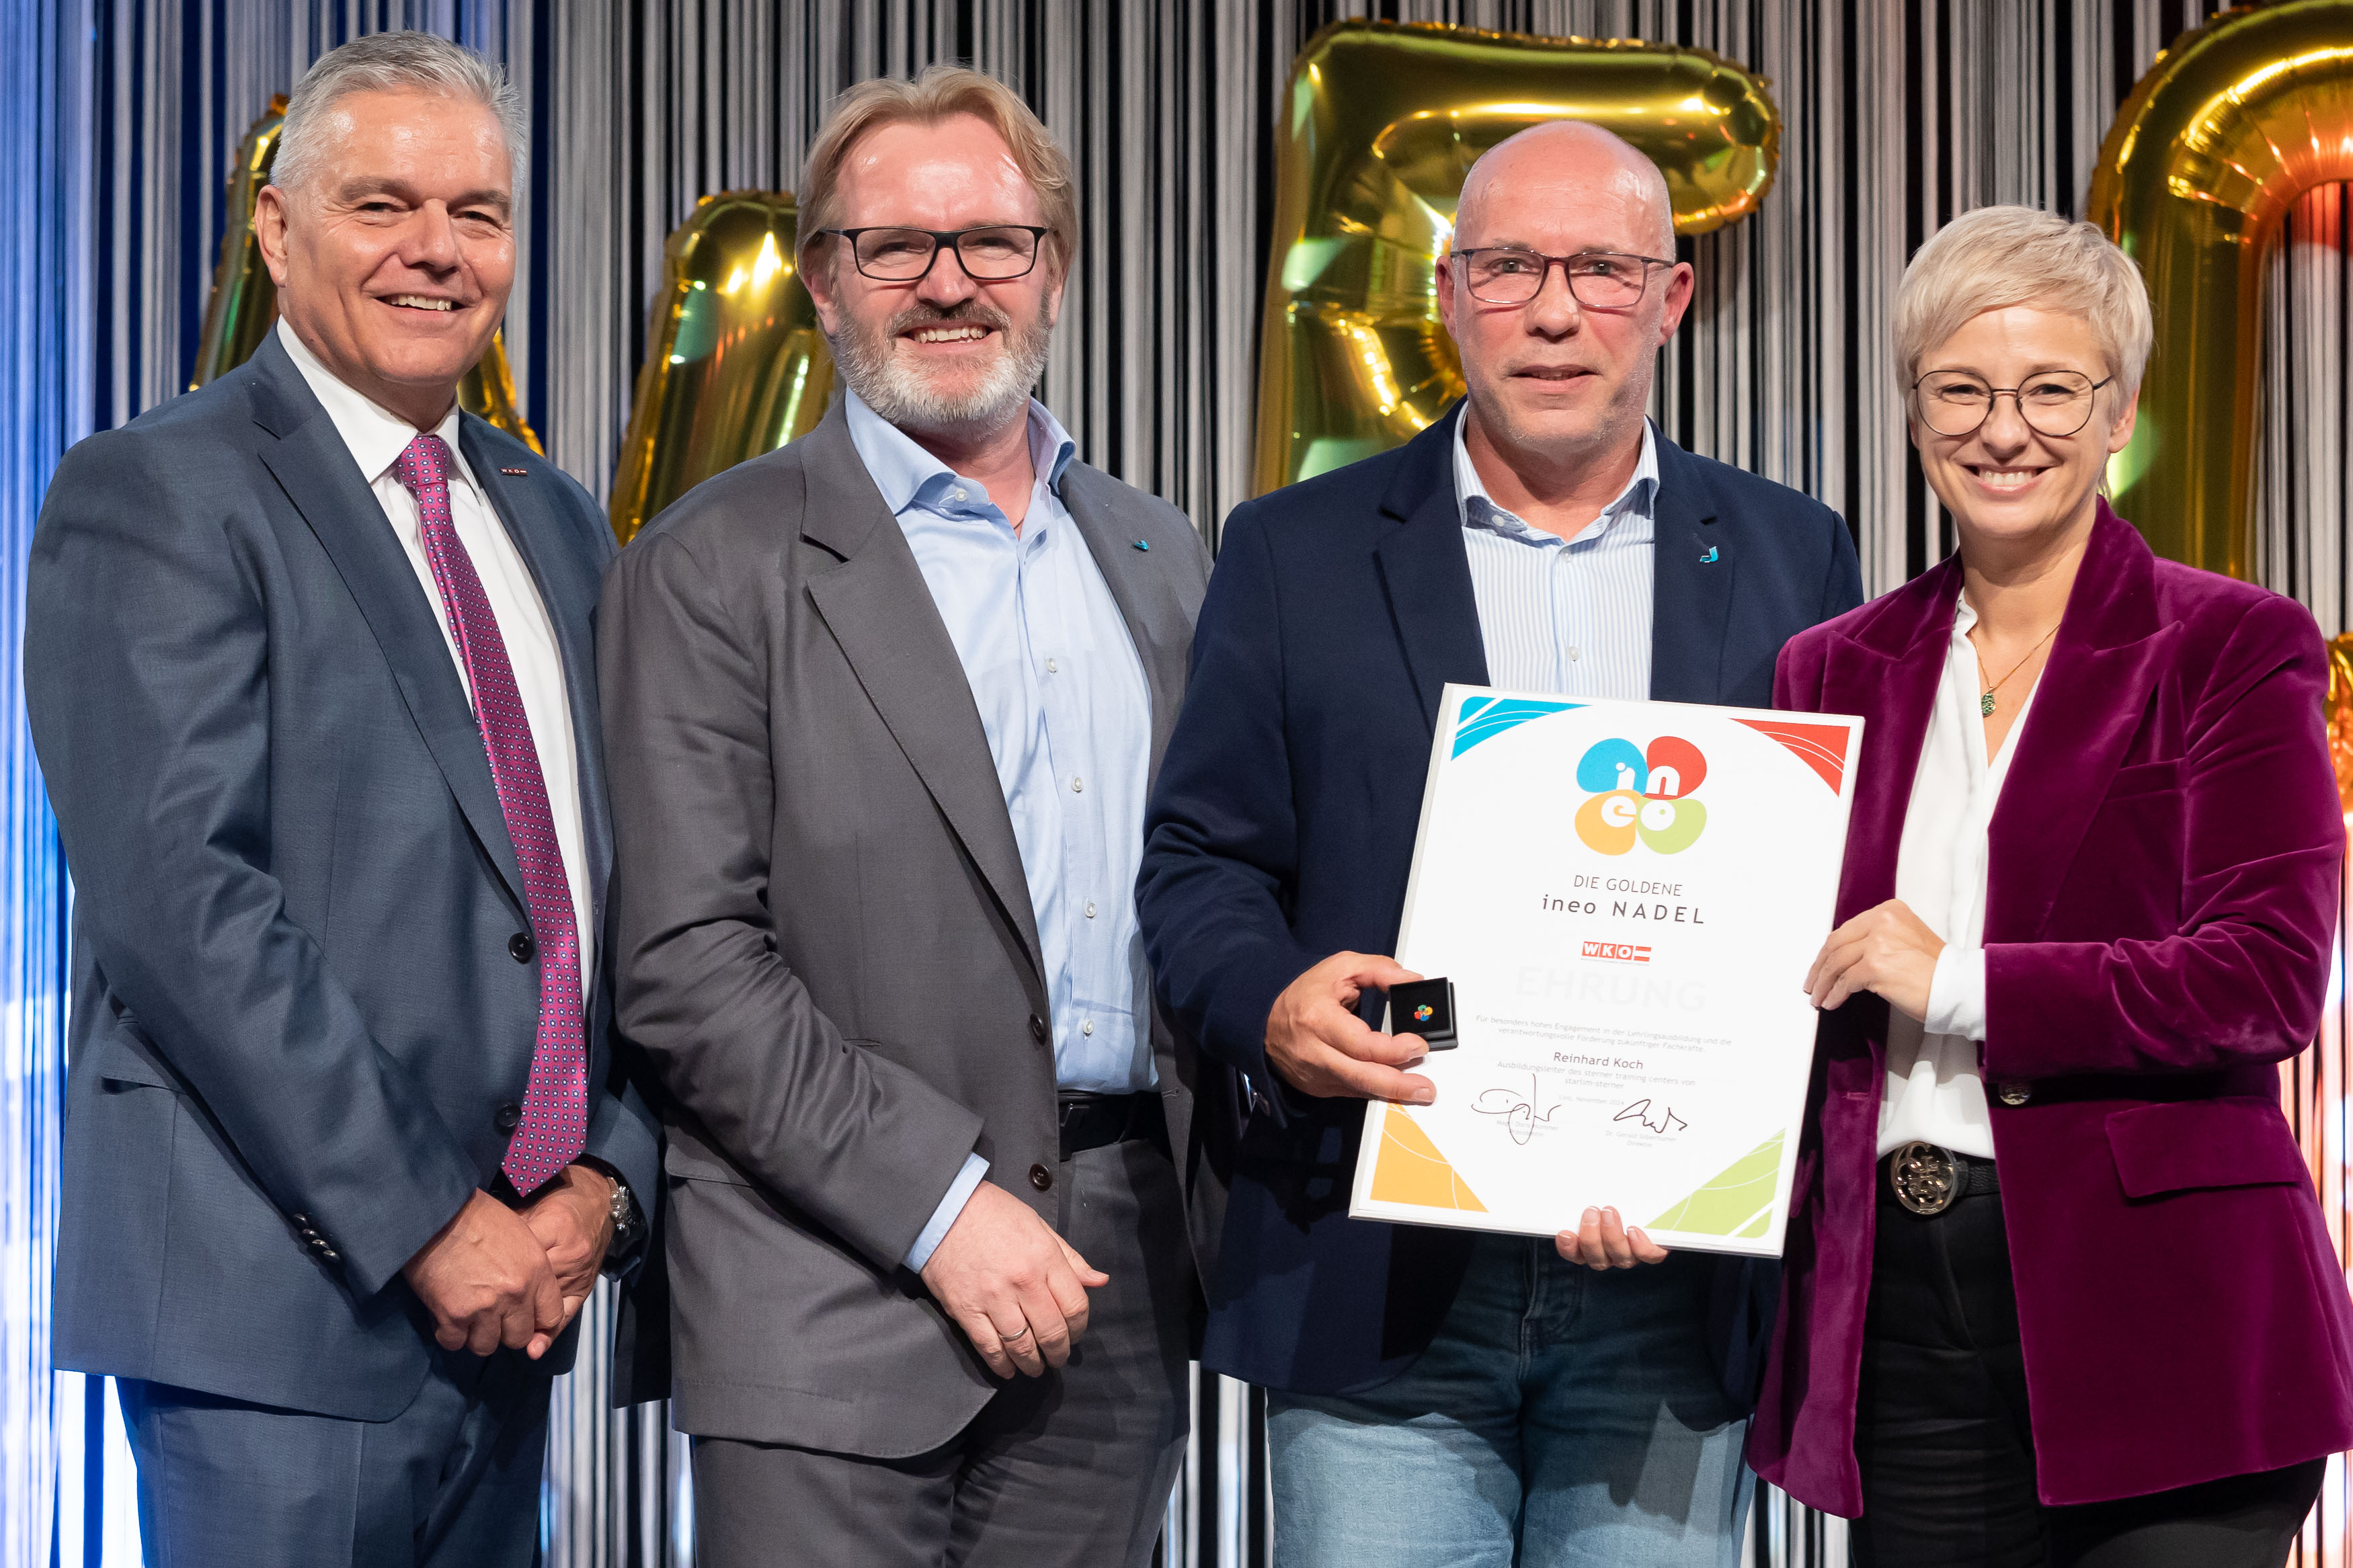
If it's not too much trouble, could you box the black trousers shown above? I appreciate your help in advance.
[1850,1162,2323,1568]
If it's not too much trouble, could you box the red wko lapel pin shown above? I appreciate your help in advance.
[500,466,529,476]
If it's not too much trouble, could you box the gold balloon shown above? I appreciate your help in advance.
[1254,19,1780,495]
[2329,634,2353,819]
[190,96,541,451]
[2087,0,2353,580]
[608,192,834,544]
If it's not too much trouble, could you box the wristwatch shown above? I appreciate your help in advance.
[576,1157,644,1270]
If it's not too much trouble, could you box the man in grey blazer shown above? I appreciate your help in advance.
[600,65,1209,1567]
[26,34,655,1567]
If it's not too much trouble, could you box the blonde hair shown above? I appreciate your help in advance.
[1893,205,2153,399]
[799,66,1075,269]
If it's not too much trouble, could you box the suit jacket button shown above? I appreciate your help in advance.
[1029,1164,1053,1192]
[509,932,535,963]
[495,1102,523,1133]
[1996,1081,2032,1106]
[1028,1014,1048,1044]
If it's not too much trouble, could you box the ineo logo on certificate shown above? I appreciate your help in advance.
[1572,736,1708,855]
[1353,686,1864,1257]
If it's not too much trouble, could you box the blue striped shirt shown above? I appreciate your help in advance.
[1453,408,1659,700]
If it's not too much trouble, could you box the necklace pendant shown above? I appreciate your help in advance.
[1981,690,1997,716]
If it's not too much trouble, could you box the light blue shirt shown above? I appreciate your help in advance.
[842,390,1156,1270]
[1453,407,1659,700]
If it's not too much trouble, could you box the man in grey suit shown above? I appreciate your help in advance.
[26,33,655,1567]
[600,65,1209,1567]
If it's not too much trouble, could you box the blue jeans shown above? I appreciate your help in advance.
[1268,1235,1751,1568]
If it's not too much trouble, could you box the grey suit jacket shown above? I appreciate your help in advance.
[26,333,660,1420]
[600,401,1211,1456]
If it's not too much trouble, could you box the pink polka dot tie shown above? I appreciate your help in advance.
[395,434,586,1196]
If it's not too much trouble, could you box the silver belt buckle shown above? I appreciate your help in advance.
[1890,1140,1958,1216]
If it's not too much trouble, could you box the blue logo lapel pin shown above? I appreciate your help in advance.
[1700,545,1720,565]
[1133,538,1150,550]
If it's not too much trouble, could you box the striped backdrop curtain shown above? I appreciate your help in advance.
[15,2,2352,1565]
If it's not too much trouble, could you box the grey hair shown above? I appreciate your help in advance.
[272,31,525,196]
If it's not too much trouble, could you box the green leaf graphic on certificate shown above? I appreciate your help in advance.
[1648,1131,1784,1235]
[1368,1109,1488,1212]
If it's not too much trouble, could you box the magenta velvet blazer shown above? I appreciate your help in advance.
[1748,503,2353,1514]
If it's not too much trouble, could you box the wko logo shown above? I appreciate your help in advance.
[1582,941,1652,963]
[1572,737,1707,856]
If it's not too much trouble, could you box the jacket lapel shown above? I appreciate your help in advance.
[247,336,526,913]
[1648,434,1735,705]
[1373,405,1489,729]
[797,409,1045,982]
[1060,464,1189,774]
[462,418,614,910]
[1821,562,1960,923]
[1987,505,2176,942]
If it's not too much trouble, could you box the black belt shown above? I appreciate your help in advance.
[1878,1142,2000,1216]
[1058,1091,1166,1161]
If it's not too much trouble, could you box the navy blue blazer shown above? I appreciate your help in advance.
[1138,405,1863,1397]
[26,333,660,1420]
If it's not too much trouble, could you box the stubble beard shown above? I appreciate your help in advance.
[828,300,1053,444]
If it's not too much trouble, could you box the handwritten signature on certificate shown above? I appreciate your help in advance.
[1613,1098,1689,1135]
[1473,1075,1563,1145]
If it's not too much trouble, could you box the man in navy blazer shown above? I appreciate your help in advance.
[26,34,654,1567]
[1139,124,1862,1565]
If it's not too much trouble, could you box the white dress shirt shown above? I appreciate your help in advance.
[278,321,594,999]
[1876,593,2040,1158]
[1453,407,1659,700]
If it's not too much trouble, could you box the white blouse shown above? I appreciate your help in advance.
[1876,594,2041,1159]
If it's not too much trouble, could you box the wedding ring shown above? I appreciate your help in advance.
[1002,1324,1031,1342]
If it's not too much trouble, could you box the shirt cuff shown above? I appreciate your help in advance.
[902,1152,990,1274]
[1924,945,1987,1041]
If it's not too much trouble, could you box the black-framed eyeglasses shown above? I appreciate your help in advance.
[1449,247,1678,308]
[817,225,1051,283]
[1910,369,2114,438]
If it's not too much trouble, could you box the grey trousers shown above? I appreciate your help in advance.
[692,1133,1195,1568]
[118,1346,551,1568]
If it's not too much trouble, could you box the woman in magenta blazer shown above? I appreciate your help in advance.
[1749,205,2353,1566]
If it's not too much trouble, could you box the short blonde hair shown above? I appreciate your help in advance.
[799,66,1075,269]
[1894,205,2153,398]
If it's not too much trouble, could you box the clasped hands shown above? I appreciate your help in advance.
[401,1163,617,1359]
[1262,952,1666,1274]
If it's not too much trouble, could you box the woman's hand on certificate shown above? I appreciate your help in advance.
[1556,1206,1670,1270]
[1804,899,1944,1020]
[1264,952,1438,1104]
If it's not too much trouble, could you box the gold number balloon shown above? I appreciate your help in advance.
[607,192,834,544]
[2087,0,2353,580]
[1254,19,1780,495]
[190,97,540,450]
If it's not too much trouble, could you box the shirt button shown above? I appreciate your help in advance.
[951,488,967,502]
[1081,1020,1094,1036]
[1567,646,1581,661]
[1045,657,1058,673]
[1070,776,1083,793]
[1084,901,1096,919]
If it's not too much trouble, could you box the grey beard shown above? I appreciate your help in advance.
[828,309,1052,443]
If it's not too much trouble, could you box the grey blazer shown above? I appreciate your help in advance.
[26,333,660,1420]
[600,402,1212,1456]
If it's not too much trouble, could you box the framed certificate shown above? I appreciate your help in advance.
[1348,684,1864,1257]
